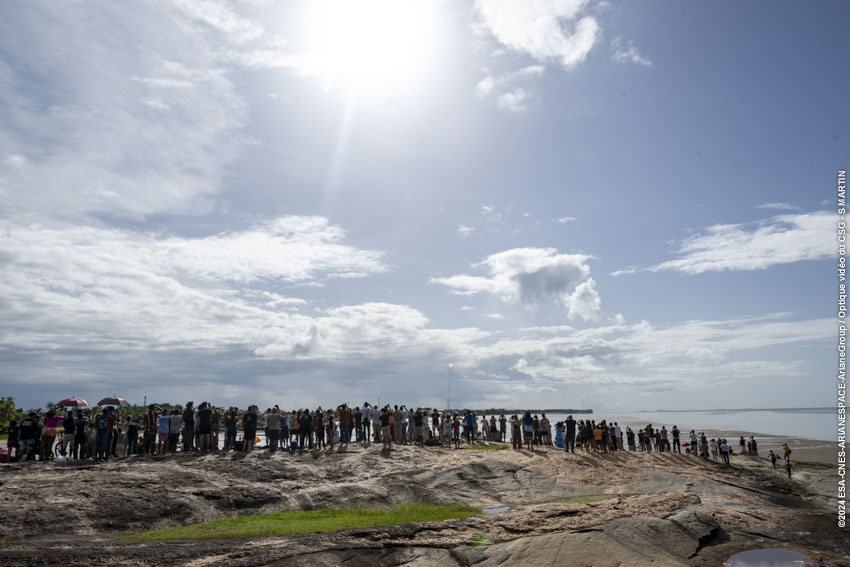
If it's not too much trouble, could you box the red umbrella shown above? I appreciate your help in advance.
[56,397,89,407]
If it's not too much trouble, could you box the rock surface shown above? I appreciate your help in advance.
[0,445,846,566]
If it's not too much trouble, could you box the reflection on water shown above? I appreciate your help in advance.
[723,548,812,566]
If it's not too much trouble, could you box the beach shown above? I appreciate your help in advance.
[0,438,846,567]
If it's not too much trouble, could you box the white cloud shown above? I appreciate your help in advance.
[458,225,476,237]
[564,277,602,321]
[483,313,506,320]
[477,65,546,100]
[556,216,576,223]
[476,76,495,98]
[0,218,478,365]
[498,87,533,112]
[0,1,294,220]
[756,202,801,211]
[610,37,652,67]
[650,211,834,274]
[610,266,637,276]
[431,247,599,319]
[469,313,831,386]
[475,0,599,69]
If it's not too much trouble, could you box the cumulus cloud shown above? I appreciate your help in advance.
[458,225,476,238]
[556,216,576,223]
[498,87,533,112]
[473,0,597,110]
[610,37,653,67]
[470,313,831,386]
[0,217,392,356]
[431,247,599,319]
[650,212,834,274]
[475,0,599,69]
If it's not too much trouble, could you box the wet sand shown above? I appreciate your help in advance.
[0,440,847,567]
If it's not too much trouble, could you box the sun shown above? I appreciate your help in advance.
[305,0,440,89]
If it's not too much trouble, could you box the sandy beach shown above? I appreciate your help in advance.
[0,438,846,567]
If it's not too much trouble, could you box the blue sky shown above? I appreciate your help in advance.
[0,0,845,412]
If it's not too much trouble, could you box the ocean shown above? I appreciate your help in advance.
[499,408,837,442]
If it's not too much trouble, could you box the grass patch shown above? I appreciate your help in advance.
[471,535,491,546]
[122,502,481,542]
[0,434,7,441]
[560,494,615,504]
[468,443,508,451]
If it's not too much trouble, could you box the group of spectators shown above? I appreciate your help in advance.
[2,403,797,478]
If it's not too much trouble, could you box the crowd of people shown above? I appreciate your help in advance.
[2,403,797,476]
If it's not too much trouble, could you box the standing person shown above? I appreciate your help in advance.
[412,409,424,447]
[142,405,157,455]
[433,409,441,439]
[126,414,140,456]
[380,406,392,448]
[166,410,180,453]
[720,438,730,464]
[211,406,221,451]
[40,410,60,461]
[266,408,280,454]
[626,427,636,451]
[354,406,363,443]
[565,415,576,453]
[660,426,669,453]
[452,414,462,449]
[94,409,114,461]
[614,422,623,451]
[522,412,534,450]
[197,403,212,452]
[709,439,719,461]
[182,402,195,453]
[672,426,681,454]
[18,412,40,461]
[243,406,258,452]
[499,414,507,442]
[785,460,793,479]
[73,411,88,460]
[782,443,792,462]
[361,403,372,445]
[156,410,170,455]
[739,436,746,456]
[392,405,402,444]
[314,408,325,450]
[224,408,238,451]
[301,408,314,449]
[61,411,76,458]
[540,414,551,445]
[325,409,335,451]
[509,415,521,450]
[689,430,698,456]
[769,449,778,468]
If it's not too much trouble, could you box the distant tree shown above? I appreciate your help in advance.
[0,397,20,434]
[45,401,56,410]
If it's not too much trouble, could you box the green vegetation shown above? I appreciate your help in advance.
[122,502,481,542]
[560,494,615,504]
[468,443,508,451]
[471,535,491,546]
[0,397,19,435]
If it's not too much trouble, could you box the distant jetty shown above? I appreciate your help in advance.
[465,408,593,414]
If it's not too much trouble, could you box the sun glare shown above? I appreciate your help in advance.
[307,0,439,90]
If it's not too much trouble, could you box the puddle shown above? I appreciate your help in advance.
[482,506,509,515]
[724,549,812,566]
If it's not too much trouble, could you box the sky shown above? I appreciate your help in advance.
[0,0,847,413]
